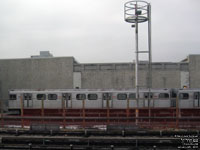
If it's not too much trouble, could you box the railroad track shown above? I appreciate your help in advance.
[0,136,181,150]
[0,129,199,150]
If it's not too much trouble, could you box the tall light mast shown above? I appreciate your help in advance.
[124,0,152,123]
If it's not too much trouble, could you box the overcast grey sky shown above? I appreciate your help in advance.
[0,0,199,63]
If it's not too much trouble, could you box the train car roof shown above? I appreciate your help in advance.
[178,88,200,92]
[9,88,172,93]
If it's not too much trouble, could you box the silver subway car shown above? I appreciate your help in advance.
[8,88,199,114]
[178,89,200,108]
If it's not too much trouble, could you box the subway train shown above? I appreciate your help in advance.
[7,88,200,114]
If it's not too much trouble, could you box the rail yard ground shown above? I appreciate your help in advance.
[0,127,199,150]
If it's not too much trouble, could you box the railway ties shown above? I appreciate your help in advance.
[0,129,199,150]
[0,136,181,150]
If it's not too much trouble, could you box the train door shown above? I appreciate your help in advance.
[170,90,177,107]
[156,92,171,107]
[23,93,33,108]
[102,93,112,108]
[62,93,72,108]
[143,92,153,107]
[194,92,200,107]
[86,93,100,108]
[179,92,191,108]
[113,93,127,108]
[128,93,137,108]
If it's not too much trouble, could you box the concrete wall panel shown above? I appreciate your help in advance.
[189,55,200,88]
[0,57,74,100]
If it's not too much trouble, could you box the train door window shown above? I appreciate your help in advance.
[144,93,153,99]
[88,94,98,100]
[9,94,17,100]
[23,93,32,100]
[179,93,189,100]
[62,93,71,100]
[171,92,177,98]
[48,94,57,100]
[129,93,136,100]
[37,94,46,100]
[76,94,86,100]
[117,93,127,100]
[194,92,199,99]
[159,93,169,99]
[103,93,112,100]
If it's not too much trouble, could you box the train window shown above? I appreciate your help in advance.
[62,93,71,100]
[159,93,169,99]
[194,92,199,99]
[37,94,46,100]
[76,94,86,100]
[9,94,17,100]
[129,93,136,100]
[48,94,57,100]
[179,93,189,100]
[144,93,153,99]
[117,93,127,100]
[88,94,98,100]
[103,93,112,100]
[23,93,32,100]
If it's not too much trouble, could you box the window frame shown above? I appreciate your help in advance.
[9,94,17,100]
[129,93,136,100]
[87,93,98,100]
[179,93,189,100]
[62,93,71,100]
[144,92,153,99]
[194,92,199,100]
[48,94,58,100]
[117,93,127,100]
[171,93,177,98]
[102,93,112,100]
[158,93,169,99]
[76,94,86,100]
[23,93,32,100]
[36,94,46,100]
